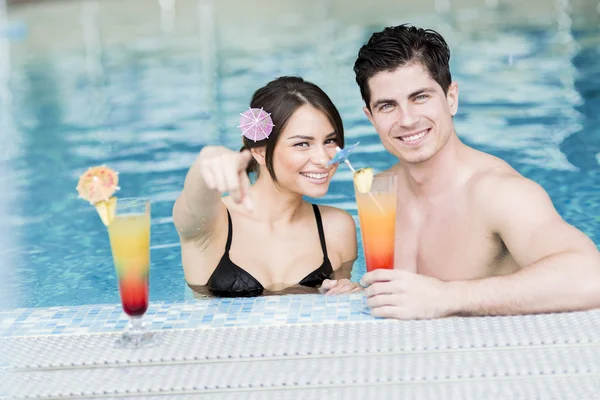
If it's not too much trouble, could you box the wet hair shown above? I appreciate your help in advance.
[353,24,452,110]
[240,76,344,181]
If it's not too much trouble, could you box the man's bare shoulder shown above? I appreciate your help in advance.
[466,148,527,191]
[469,159,544,200]
[466,152,555,224]
[468,147,517,175]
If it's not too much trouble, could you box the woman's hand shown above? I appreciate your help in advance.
[200,146,254,211]
[319,279,362,295]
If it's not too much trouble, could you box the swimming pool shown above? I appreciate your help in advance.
[2,0,599,309]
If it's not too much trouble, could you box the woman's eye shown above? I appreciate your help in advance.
[325,138,337,145]
[294,142,309,147]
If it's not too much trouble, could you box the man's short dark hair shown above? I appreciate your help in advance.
[354,24,452,110]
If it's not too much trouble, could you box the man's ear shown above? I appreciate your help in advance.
[250,146,266,166]
[446,82,459,116]
[363,106,375,125]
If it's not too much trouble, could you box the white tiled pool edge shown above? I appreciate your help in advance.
[3,306,600,399]
[0,293,375,337]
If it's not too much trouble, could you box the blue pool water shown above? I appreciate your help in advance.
[2,1,599,309]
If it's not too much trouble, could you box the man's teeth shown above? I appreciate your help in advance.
[401,130,428,142]
[301,172,328,179]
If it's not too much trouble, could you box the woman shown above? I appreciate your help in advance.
[173,76,359,297]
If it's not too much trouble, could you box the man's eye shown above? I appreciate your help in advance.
[415,95,428,101]
[380,104,392,111]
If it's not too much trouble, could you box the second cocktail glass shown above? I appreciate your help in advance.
[107,197,156,348]
[354,172,398,314]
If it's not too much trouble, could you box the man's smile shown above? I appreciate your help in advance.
[394,128,431,146]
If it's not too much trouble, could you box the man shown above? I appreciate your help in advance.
[355,24,600,319]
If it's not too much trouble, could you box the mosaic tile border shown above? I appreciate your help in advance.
[0,293,376,337]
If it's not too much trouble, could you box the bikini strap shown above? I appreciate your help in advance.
[225,209,233,252]
[312,204,329,259]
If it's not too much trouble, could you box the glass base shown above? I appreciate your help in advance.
[114,316,160,349]
[115,330,158,349]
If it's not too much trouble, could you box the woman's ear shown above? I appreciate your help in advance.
[250,146,266,166]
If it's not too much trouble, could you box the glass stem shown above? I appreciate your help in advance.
[130,316,143,333]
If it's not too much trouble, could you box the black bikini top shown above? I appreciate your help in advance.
[207,204,333,297]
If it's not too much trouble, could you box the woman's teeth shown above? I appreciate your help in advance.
[301,172,328,179]
[401,130,428,142]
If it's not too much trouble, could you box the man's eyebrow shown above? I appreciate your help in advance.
[372,88,437,108]
[408,87,436,98]
[371,98,398,109]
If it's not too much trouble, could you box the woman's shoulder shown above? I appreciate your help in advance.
[314,204,358,266]
[314,205,357,248]
[315,204,356,230]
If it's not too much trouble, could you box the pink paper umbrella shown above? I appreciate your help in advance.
[238,107,275,142]
[76,165,120,204]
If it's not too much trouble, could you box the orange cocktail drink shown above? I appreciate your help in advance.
[77,166,158,348]
[108,206,151,317]
[354,171,397,272]
[107,197,156,348]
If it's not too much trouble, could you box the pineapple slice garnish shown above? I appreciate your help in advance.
[94,196,117,226]
[353,168,374,193]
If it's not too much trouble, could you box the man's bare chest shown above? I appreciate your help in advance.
[393,203,507,280]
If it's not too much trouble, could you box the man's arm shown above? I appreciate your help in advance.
[447,174,600,316]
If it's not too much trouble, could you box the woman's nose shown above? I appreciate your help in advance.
[312,146,330,167]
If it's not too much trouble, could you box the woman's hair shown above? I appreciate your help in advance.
[241,76,344,181]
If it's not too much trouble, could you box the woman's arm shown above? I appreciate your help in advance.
[172,146,253,244]
[319,208,360,295]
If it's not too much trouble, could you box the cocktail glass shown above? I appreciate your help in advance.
[107,197,156,348]
[354,172,398,314]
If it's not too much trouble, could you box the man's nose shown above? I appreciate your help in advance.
[398,107,419,128]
